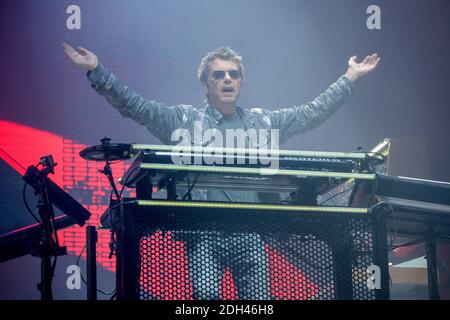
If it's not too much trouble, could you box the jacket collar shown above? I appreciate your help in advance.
[204,104,246,122]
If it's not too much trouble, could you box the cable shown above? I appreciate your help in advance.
[371,200,399,251]
[110,290,118,300]
[76,244,117,296]
[356,148,386,174]
[22,182,42,225]
[326,191,337,206]
[105,165,140,259]
[319,185,353,206]
[50,209,58,281]
[183,172,199,201]
[426,247,440,298]
[182,173,191,201]
[185,173,192,201]
[101,199,137,259]
[22,161,59,298]
[389,237,425,250]
[77,162,138,297]
[366,151,386,161]
[385,202,399,251]
[50,199,61,281]
[119,165,140,199]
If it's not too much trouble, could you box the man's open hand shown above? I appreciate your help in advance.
[344,53,380,81]
[63,43,98,71]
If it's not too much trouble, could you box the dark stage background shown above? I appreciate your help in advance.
[0,0,449,299]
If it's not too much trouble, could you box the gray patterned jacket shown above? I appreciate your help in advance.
[87,62,356,147]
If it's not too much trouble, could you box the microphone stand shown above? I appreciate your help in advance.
[97,137,121,259]
[24,155,67,300]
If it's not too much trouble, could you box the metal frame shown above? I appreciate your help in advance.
[115,201,390,300]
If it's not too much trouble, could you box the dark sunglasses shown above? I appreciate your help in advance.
[211,70,241,80]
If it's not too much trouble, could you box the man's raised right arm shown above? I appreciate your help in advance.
[62,43,182,143]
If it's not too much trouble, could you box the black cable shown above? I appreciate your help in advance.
[106,200,138,211]
[82,163,141,297]
[76,161,138,297]
[390,237,425,250]
[186,173,192,200]
[356,148,386,174]
[119,165,140,199]
[107,187,117,259]
[107,160,126,166]
[109,189,114,204]
[183,172,199,201]
[326,191,337,206]
[104,164,139,259]
[371,201,399,251]
[19,159,65,298]
[50,201,61,280]
[110,290,118,300]
[426,249,440,297]
[101,200,137,259]
[76,245,86,266]
[385,202,399,251]
[50,255,58,288]
[76,244,117,296]
[182,173,191,201]
[319,185,353,206]
[22,182,42,225]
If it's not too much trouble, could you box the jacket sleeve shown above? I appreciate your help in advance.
[87,62,184,143]
[268,75,356,144]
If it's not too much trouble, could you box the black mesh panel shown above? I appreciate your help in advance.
[124,203,378,300]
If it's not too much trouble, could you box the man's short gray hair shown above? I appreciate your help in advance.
[197,47,244,84]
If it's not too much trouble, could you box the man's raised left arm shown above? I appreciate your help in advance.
[269,54,380,144]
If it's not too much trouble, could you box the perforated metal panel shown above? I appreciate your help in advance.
[119,201,382,300]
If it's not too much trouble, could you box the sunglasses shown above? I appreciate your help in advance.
[211,70,241,80]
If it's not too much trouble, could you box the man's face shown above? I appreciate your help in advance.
[204,58,242,114]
